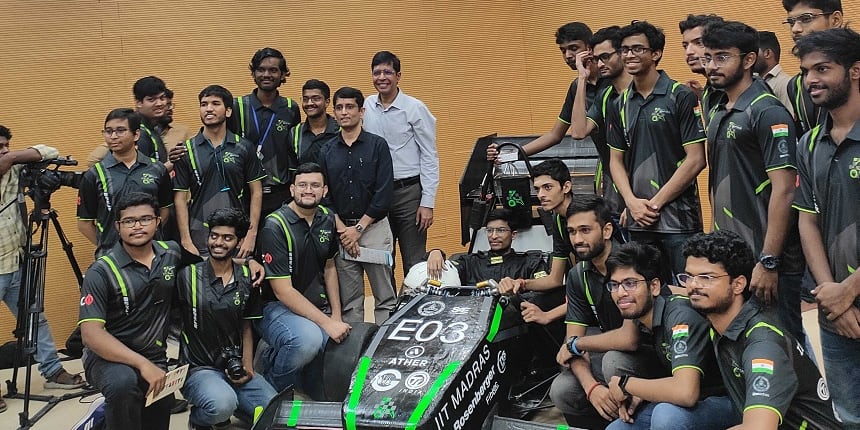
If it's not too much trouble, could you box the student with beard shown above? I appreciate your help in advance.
[678,14,727,125]
[549,195,663,429]
[700,20,806,345]
[682,231,839,429]
[793,27,860,428]
[575,242,738,430]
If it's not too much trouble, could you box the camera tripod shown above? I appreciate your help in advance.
[2,193,96,429]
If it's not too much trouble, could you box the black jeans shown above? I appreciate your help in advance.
[83,351,174,430]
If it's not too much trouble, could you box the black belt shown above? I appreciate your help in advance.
[393,175,420,189]
[343,218,379,226]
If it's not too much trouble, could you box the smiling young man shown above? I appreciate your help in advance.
[317,87,395,324]
[176,208,276,429]
[79,192,201,430]
[173,85,265,257]
[700,20,806,345]
[681,230,839,430]
[256,162,351,392]
[574,242,736,430]
[228,48,302,216]
[289,79,339,166]
[569,25,631,218]
[606,21,707,281]
[549,196,664,429]
[782,0,844,135]
[78,108,173,257]
[792,28,860,428]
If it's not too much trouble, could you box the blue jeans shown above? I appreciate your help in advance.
[0,269,63,379]
[606,396,739,430]
[256,301,328,391]
[820,327,860,429]
[181,367,277,426]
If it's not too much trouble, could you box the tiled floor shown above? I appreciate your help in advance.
[0,306,824,430]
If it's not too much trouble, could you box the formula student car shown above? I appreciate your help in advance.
[251,279,574,430]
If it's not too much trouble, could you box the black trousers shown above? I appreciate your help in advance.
[83,351,174,430]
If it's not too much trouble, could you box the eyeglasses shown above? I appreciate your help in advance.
[302,96,325,103]
[118,215,158,228]
[783,12,831,26]
[372,69,396,77]
[485,227,512,235]
[102,128,130,137]
[698,53,747,67]
[676,273,731,286]
[620,45,653,56]
[295,182,323,190]
[606,278,646,293]
[595,50,621,63]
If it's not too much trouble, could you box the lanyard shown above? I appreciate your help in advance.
[251,107,276,156]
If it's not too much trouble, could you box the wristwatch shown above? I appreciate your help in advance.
[618,374,631,397]
[355,223,365,234]
[566,336,583,357]
[758,254,780,271]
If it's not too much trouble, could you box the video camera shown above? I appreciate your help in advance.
[19,156,82,210]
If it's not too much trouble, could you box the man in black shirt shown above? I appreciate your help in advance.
[486,22,599,162]
[570,25,632,217]
[318,87,395,324]
[701,20,806,344]
[793,28,860,428]
[78,108,173,257]
[607,21,706,281]
[290,79,339,166]
[177,208,275,429]
[230,47,302,216]
[781,0,844,135]
[174,85,265,257]
[132,76,172,165]
[548,196,663,429]
[79,192,200,430]
[682,231,839,429]
[576,242,737,430]
[256,162,351,392]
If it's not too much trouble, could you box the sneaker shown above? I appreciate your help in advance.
[70,395,105,430]
[44,369,86,390]
[171,398,189,414]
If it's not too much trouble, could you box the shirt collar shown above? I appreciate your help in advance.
[193,129,241,147]
[649,294,668,329]
[108,240,168,268]
[374,88,405,110]
[730,80,772,112]
[302,115,341,135]
[721,299,762,341]
[764,64,783,79]
[819,113,860,142]
[282,203,327,225]
[101,150,153,168]
[251,89,288,110]
[626,70,672,97]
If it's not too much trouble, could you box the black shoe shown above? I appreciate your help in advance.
[171,398,189,414]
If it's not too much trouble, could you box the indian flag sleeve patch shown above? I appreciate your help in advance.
[771,124,789,138]
[751,359,774,374]
[672,324,689,339]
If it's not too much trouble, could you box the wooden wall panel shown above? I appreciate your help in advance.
[1,0,856,343]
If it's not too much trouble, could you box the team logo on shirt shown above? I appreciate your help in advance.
[276,119,289,132]
[233,291,242,306]
[650,107,670,122]
[319,229,331,243]
[849,157,860,180]
[163,265,175,281]
[80,293,94,306]
[726,122,743,139]
[222,152,238,164]
[752,375,770,395]
[140,172,156,185]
